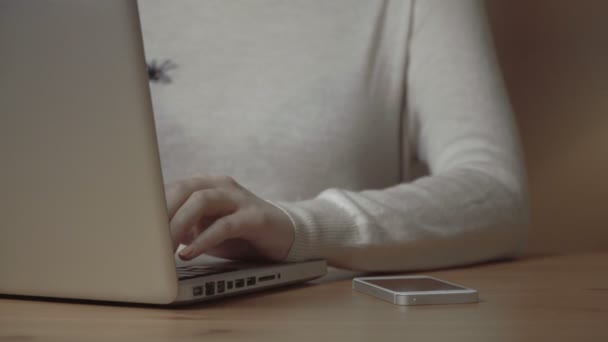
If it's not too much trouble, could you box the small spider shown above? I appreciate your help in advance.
[147,59,177,83]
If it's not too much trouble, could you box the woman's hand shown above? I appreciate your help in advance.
[165,175,295,262]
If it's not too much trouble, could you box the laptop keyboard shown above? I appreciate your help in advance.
[176,265,238,281]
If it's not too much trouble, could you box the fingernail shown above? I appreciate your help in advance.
[179,247,192,260]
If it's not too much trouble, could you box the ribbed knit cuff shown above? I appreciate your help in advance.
[270,198,356,262]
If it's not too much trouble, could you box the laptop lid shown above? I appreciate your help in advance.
[0,1,178,304]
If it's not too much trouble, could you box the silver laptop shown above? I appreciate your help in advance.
[0,0,326,305]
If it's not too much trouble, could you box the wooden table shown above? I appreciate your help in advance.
[1,252,607,341]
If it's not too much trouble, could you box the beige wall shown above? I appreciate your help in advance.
[486,1,608,255]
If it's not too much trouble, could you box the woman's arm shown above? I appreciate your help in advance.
[275,0,528,271]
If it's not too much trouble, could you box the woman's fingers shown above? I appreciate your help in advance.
[165,176,232,218]
[169,189,237,248]
[204,239,263,260]
[165,175,294,261]
[178,212,249,260]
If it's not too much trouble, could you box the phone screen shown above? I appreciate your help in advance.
[365,277,466,292]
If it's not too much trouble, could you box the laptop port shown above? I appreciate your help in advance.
[192,286,203,297]
[217,280,225,294]
[235,279,245,288]
[227,280,234,290]
[246,276,256,286]
[258,275,276,282]
[205,282,215,296]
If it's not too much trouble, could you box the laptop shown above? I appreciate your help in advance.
[0,0,326,305]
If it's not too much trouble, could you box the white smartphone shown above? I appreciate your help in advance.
[353,275,478,306]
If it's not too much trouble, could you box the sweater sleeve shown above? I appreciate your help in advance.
[275,0,528,271]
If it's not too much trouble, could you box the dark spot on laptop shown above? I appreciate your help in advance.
[147,59,177,84]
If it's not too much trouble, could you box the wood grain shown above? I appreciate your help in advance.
[1,252,607,341]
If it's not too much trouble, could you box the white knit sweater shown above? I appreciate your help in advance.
[139,0,528,271]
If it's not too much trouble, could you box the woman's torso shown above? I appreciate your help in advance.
[139,0,415,201]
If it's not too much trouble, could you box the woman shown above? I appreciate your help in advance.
[139,0,528,271]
